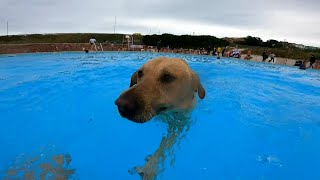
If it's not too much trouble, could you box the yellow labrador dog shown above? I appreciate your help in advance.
[115,57,206,179]
[115,56,205,123]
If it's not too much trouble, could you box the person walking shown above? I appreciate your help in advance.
[309,55,316,68]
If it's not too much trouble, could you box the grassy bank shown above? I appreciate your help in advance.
[0,33,143,44]
[1,33,319,60]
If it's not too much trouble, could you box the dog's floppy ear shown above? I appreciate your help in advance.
[130,71,138,87]
[191,71,206,99]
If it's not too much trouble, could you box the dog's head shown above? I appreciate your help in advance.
[115,57,205,123]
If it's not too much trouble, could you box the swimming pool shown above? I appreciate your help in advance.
[1,52,320,179]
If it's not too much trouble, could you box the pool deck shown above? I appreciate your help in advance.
[240,54,320,69]
[0,43,319,70]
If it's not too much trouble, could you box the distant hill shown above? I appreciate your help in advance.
[0,33,319,59]
[0,33,142,44]
[222,37,245,45]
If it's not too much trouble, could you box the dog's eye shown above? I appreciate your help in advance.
[138,70,143,78]
[161,73,175,83]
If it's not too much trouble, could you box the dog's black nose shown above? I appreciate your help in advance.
[115,96,137,119]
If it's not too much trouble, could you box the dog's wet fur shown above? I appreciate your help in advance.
[115,57,205,123]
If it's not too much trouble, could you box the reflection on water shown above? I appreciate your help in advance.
[257,155,282,167]
[130,112,194,180]
[2,144,76,180]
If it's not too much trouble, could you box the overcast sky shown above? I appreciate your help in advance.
[0,0,319,46]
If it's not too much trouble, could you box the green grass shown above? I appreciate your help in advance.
[1,33,319,60]
[0,33,143,44]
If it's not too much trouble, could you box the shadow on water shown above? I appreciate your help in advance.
[2,145,76,180]
[129,112,194,180]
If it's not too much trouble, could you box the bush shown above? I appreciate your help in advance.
[142,34,229,49]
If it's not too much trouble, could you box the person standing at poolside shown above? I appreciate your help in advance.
[207,46,212,55]
[244,49,252,60]
[268,52,276,63]
[247,49,252,56]
[222,47,226,57]
[262,51,268,62]
[309,55,316,68]
[157,40,161,52]
[89,37,97,51]
[217,47,222,57]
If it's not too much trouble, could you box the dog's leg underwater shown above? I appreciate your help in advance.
[131,113,193,180]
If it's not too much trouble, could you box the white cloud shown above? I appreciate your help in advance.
[0,0,319,46]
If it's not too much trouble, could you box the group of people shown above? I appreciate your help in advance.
[82,39,318,71]
[204,46,243,58]
[206,46,226,58]
[299,55,316,70]
[262,51,276,63]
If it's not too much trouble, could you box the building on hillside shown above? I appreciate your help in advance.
[292,43,306,49]
[305,46,319,50]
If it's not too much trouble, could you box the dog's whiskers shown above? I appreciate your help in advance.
[144,109,156,123]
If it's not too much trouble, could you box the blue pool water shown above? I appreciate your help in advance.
[0,52,320,179]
